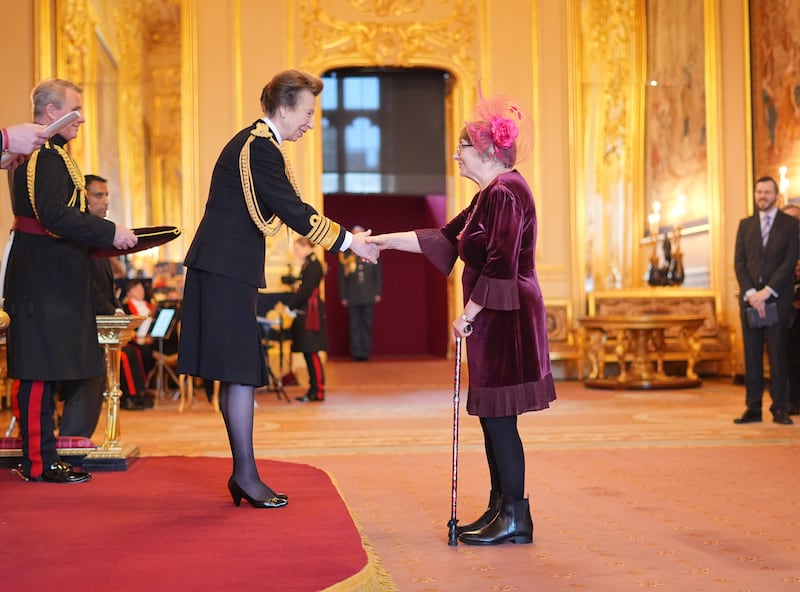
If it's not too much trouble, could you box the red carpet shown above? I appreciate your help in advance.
[0,457,391,591]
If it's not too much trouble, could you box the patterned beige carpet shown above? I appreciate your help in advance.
[6,358,799,591]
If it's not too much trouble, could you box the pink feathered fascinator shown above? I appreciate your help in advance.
[464,89,533,167]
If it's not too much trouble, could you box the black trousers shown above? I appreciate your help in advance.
[787,315,800,410]
[58,377,105,438]
[740,306,789,414]
[348,303,375,359]
[119,345,148,398]
[17,380,58,478]
[303,352,325,400]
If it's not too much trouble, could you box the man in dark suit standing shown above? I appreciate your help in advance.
[733,175,799,425]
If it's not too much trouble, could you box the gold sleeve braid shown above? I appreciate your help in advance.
[240,122,341,249]
[25,141,87,238]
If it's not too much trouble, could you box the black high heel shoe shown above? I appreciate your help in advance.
[228,476,288,501]
[227,478,288,508]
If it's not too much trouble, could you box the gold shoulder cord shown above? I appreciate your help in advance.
[239,123,286,237]
[25,142,86,238]
[53,144,87,212]
[239,122,341,249]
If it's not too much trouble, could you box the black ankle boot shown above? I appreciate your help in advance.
[455,490,502,535]
[458,496,533,545]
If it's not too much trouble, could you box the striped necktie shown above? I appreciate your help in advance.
[762,214,772,247]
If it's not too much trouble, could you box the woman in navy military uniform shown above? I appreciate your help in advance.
[177,70,377,508]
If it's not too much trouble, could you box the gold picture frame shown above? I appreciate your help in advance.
[749,0,800,203]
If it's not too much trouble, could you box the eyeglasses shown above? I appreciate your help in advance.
[456,143,473,155]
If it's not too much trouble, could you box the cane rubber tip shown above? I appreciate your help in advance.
[447,523,459,545]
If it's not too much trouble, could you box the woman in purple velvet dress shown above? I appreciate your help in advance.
[369,93,556,546]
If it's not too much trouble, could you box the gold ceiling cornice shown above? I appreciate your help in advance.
[299,0,476,77]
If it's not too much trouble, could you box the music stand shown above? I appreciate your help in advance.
[257,316,290,404]
[147,307,179,400]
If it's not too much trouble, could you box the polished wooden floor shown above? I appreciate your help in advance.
[4,358,800,591]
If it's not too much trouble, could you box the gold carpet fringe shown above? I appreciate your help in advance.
[322,469,398,592]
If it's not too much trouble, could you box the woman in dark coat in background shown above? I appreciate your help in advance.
[286,237,328,402]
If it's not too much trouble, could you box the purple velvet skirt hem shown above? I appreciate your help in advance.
[466,372,557,417]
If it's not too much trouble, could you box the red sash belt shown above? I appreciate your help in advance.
[306,288,321,331]
[12,216,49,236]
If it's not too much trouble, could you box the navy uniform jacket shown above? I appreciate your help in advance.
[184,120,346,288]
[338,252,382,305]
[734,209,800,319]
[5,135,116,380]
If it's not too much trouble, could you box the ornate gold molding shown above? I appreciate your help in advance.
[350,0,425,17]
[300,0,476,76]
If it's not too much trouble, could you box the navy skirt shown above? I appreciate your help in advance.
[177,267,269,387]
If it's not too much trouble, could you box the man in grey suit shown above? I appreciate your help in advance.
[733,175,799,425]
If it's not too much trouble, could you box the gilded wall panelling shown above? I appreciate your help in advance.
[569,0,725,312]
[567,0,644,312]
[36,0,184,269]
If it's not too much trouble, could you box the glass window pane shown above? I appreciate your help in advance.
[344,117,380,172]
[321,76,338,110]
[321,68,446,195]
[344,172,381,193]
[322,172,339,194]
[343,77,379,110]
[321,118,337,172]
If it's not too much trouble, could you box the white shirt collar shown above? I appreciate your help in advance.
[760,206,778,221]
[262,117,282,144]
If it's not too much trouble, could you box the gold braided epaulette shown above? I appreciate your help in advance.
[240,122,342,250]
[25,140,87,238]
[239,124,284,237]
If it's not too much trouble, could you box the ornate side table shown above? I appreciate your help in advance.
[578,314,706,389]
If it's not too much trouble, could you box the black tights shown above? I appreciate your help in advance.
[479,416,525,500]
[219,382,276,499]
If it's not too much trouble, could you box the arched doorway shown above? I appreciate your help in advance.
[320,68,450,358]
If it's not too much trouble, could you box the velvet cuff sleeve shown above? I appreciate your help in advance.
[415,228,457,276]
[470,274,519,310]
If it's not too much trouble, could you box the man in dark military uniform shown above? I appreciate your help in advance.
[338,225,382,361]
[4,79,137,482]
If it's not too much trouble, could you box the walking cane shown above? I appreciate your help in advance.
[447,337,463,545]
